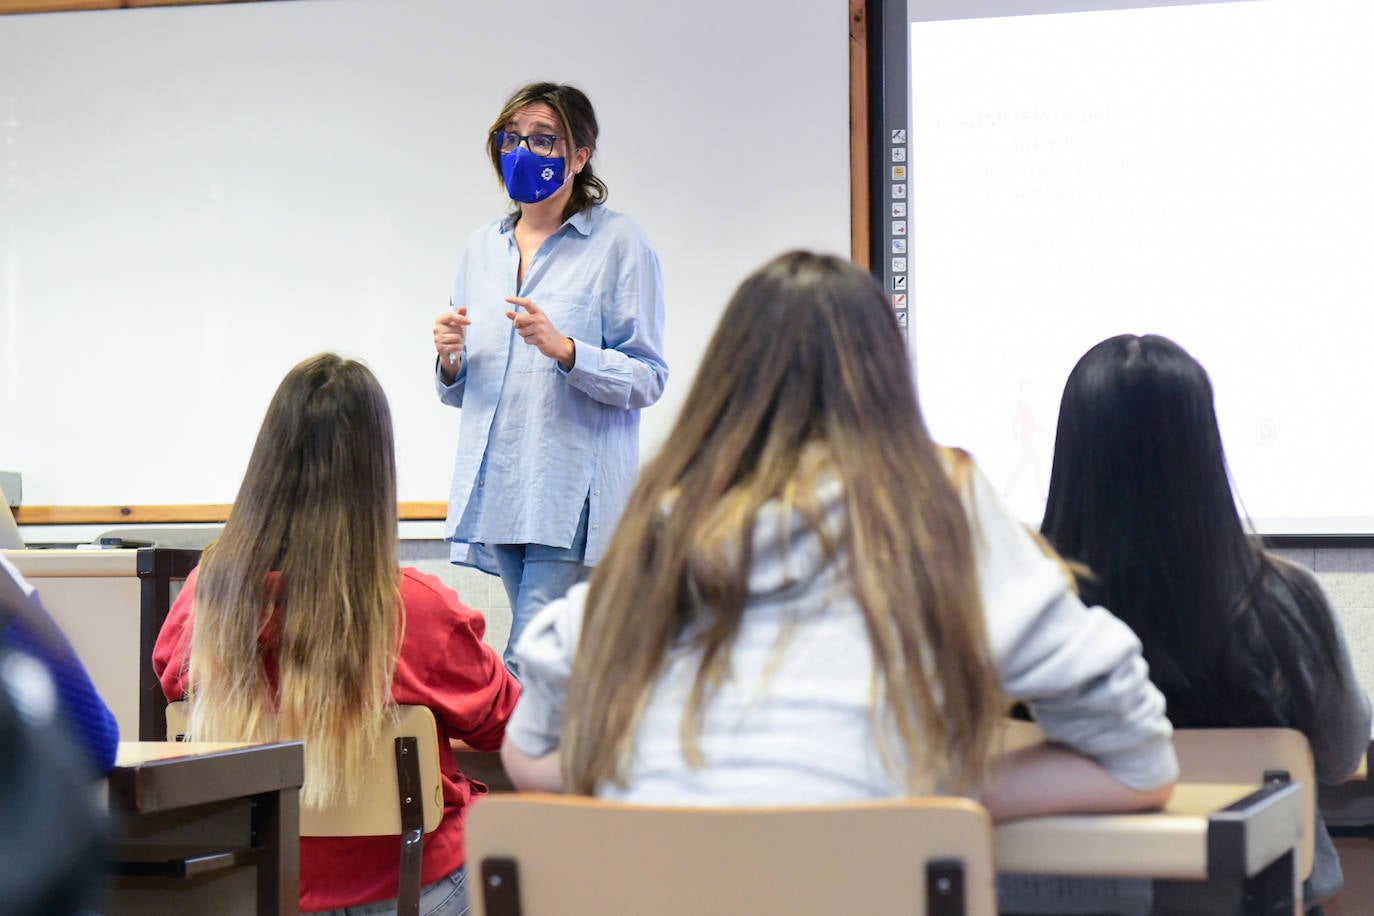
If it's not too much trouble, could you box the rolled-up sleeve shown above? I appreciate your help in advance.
[504,583,589,757]
[964,465,1179,791]
[561,229,668,411]
[434,357,467,406]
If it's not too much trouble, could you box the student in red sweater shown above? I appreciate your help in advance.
[153,353,519,915]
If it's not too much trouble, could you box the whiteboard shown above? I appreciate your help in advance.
[903,0,1374,535]
[0,0,850,509]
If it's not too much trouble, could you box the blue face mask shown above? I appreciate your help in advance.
[500,146,566,204]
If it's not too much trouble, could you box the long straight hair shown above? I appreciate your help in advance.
[186,354,400,808]
[562,251,1003,795]
[1041,334,1341,728]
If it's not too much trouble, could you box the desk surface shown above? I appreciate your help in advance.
[3,547,140,576]
[107,741,303,916]
[110,740,304,814]
[995,781,1302,881]
[118,741,262,764]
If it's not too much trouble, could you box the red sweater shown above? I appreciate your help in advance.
[152,566,520,912]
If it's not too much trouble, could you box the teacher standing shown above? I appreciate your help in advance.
[433,82,668,678]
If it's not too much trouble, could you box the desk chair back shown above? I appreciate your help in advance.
[465,794,997,916]
[165,700,444,916]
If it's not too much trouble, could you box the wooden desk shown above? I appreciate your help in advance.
[105,740,304,916]
[996,779,1304,914]
[455,739,1300,911]
[3,547,199,740]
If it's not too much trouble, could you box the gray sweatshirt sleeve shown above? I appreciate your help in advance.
[961,465,1179,791]
[503,583,589,757]
[1277,559,1373,785]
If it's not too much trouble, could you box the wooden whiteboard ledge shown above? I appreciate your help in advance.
[15,501,447,524]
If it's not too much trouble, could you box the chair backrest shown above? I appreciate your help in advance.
[168,699,444,915]
[465,794,997,916]
[995,718,1316,880]
[166,700,444,836]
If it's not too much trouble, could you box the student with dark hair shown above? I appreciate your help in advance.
[431,81,669,679]
[499,252,1177,821]
[1041,333,1371,909]
[154,353,520,915]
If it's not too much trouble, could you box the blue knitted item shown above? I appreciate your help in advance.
[3,618,119,774]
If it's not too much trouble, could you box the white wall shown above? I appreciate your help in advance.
[0,0,851,507]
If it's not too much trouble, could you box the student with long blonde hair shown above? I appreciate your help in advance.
[500,252,1178,816]
[153,353,519,915]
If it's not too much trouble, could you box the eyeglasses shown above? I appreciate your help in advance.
[492,130,563,157]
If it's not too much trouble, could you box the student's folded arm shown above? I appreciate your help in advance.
[1310,683,1373,787]
[1280,562,1374,785]
[497,585,590,793]
[961,464,1178,796]
[1000,597,1179,793]
[428,620,520,753]
[151,567,199,701]
[981,742,1174,823]
[1307,622,1373,785]
[500,739,564,793]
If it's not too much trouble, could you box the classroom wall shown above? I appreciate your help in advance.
[0,0,851,510]
[1272,548,1374,701]
[407,539,1374,700]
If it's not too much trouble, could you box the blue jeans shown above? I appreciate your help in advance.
[489,500,590,680]
[306,865,468,916]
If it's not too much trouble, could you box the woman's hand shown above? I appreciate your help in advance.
[506,297,575,370]
[434,306,470,381]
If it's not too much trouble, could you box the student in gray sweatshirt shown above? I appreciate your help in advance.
[500,251,1178,821]
[1041,333,1371,911]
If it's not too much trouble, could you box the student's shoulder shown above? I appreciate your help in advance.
[1261,553,1328,609]
[398,567,482,624]
[1265,551,1319,582]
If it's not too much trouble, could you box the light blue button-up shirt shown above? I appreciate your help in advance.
[436,205,669,573]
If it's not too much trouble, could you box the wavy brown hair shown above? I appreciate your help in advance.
[487,81,608,222]
[186,354,400,808]
[562,251,1003,795]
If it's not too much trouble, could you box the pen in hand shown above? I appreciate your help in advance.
[449,299,460,364]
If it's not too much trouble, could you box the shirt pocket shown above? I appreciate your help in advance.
[537,288,598,344]
[517,288,598,372]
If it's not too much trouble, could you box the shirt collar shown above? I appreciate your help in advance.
[498,206,596,237]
